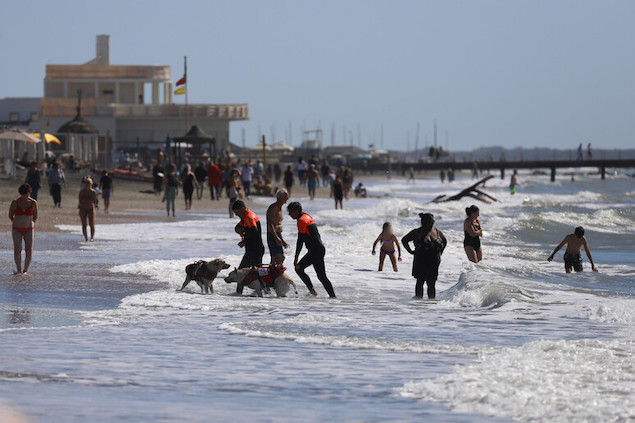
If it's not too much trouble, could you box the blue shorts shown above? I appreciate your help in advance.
[308,179,317,190]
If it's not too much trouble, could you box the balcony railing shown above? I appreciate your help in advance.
[96,103,249,120]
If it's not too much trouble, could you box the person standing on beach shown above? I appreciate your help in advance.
[194,161,207,200]
[25,161,41,200]
[306,165,320,200]
[9,183,38,274]
[463,205,483,263]
[232,200,265,294]
[266,189,289,264]
[162,165,180,217]
[207,160,222,201]
[509,170,518,195]
[287,201,336,298]
[402,213,447,299]
[227,169,240,218]
[182,166,199,210]
[152,160,164,195]
[284,165,294,196]
[330,175,344,209]
[78,177,97,242]
[547,226,598,273]
[98,170,113,212]
[47,162,66,208]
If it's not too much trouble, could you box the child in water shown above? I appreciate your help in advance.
[372,222,402,271]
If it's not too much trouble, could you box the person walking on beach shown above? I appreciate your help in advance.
[547,226,598,273]
[509,170,518,195]
[228,169,240,218]
[241,161,253,199]
[372,222,402,272]
[162,165,180,217]
[9,183,38,274]
[152,159,164,195]
[78,177,97,242]
[47,162,66,208]
[98,170,113,212]
[463,205,483,263]
[266,189,289,264]
[402,213,447,299]
[232,200,265,294]
[287,201,336,298]
[25,161,41,200]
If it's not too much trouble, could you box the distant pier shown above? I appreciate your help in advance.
[368,159,635,181]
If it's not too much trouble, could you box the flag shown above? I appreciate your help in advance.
[174,86,186,95]
[176,75,186,86]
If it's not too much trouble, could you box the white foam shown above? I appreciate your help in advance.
[401,338,635,421]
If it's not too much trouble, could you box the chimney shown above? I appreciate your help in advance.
[95,34,110,65]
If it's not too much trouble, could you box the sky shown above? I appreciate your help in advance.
[2,0,634,151]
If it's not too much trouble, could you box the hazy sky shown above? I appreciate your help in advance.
[2,0,634,151]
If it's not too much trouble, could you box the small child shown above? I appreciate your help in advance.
[372,222,402,271]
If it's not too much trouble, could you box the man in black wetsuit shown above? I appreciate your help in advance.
[287,201,336,298]
[232,200,265,294]
[402,213,447,299]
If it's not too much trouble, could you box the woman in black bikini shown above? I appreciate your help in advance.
[463,205,483,263]
[402,213,447,299]
[9,183,38,274]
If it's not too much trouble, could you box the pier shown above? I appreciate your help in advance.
[372,159,635,181]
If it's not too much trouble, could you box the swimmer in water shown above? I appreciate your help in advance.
[372,222,402,271]
[548,226,598,273]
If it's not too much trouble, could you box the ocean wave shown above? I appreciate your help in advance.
[400,338,635,422]
[440,267,537,308]
[219,321,487,355]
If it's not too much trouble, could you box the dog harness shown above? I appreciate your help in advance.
[245,264,287,286]
[186,260,219,282]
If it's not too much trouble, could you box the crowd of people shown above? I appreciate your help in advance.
[9,155,599,301]
[150,151,358,216]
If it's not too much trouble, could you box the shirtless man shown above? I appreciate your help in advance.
[547,226,598,273]
[266,189,289,264]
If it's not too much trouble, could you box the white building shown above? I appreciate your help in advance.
[0,35,248,166]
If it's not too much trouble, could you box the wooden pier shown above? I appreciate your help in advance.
[371,159,635,181]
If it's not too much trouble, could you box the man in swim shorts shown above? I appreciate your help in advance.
[547,226,598,273]
[266,189,289,264]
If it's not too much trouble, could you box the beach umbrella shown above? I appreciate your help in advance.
[29,132,62,145]
[0,128,41,143]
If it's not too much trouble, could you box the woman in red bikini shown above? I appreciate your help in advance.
[9,183,38,274]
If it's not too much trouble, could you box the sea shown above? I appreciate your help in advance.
[0,169,633,422]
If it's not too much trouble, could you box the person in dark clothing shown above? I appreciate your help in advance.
[194,162,207,200]
[182,168,199,210]
[284,165,294,195]
[25,161,41,200]
[98,170,113,212]
[402,213,447,299]
[273,163,282,183]
[152,161,164,195]
[232,200,265,294]
[287,201,336,298]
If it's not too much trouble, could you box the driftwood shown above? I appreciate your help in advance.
[431,175,498,204]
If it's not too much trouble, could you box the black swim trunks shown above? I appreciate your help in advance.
[564,252,583,272]
[267,231,284,256]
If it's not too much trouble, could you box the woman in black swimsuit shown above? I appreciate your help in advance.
[463,205,483,263]
[402,213,447,299]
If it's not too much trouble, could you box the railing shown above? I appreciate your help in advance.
[94,103,249,120]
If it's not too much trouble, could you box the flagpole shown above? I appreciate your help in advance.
[184,56,188,130]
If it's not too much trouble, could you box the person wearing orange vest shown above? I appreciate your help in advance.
[287,201,336,298]
[232,200,265,294]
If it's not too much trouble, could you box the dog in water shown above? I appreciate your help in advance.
[224,265,298,297]
[180,258,231,294]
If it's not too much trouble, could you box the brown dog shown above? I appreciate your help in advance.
[180,258,231,294]
[224,265,298,297]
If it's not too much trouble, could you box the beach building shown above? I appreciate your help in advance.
[0,35,248,168]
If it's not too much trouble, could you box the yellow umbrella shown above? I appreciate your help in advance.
[29,132,62,145]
